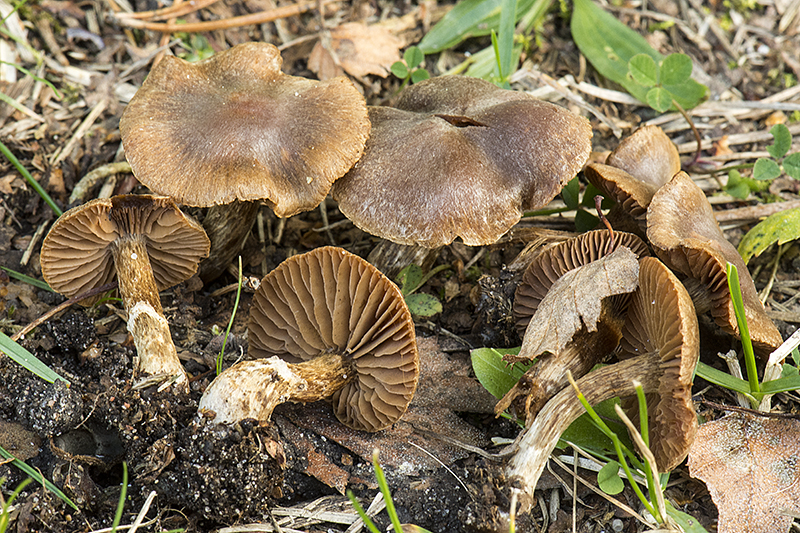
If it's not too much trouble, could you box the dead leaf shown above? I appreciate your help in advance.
[515,246,639,360]
[0,174,21,195]
[713,135,733,157]
[308,22,403,80]
[688,412,800,533]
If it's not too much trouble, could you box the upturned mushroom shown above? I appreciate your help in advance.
[507,256,699,507]
[120,42,370,281]
[199,246,419,432]
[40,195,211,388]
[647,171,783,355]
[497,231,649,421]
[332,75,592,248]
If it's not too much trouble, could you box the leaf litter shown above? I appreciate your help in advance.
[688,411,800,533]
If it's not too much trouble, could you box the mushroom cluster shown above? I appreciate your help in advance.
[500,124,783,507]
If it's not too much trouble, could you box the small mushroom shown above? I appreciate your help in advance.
[506,256,699,507]
[332,75,592,248]
[495,231,649,421]
[198,246,419,432]
[40,195,211,387]
[647,171,783,355]
[120,42,369,281]
[585,125,680,234]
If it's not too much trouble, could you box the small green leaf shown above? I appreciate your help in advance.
[725,181,751,200]
[665,501,711,533]
[783,152,800,179]
[411,68,430,83]
[396,264,423,295]
[628,54,659,87]
[660,53,693,85]
[767,123,791,160]
[598,461,625,495]
[390,61,409,79]
[405,293,442,318]
[470,347,527,399]
[575,209,599,233]
[752,157,781,181]
[663,80,707,111]
[404,46,425,70]
[738,207,800,264]
[562,176,580,209]
[646,87,672,113]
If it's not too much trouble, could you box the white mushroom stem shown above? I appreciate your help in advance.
[507,351,660,513]
[199,353,350,424]
[111,234,188,388]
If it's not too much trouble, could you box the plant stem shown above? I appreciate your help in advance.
[672,99,702,167]
[0,140,62,217]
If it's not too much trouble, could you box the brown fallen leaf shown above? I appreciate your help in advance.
[514,246,639,360]
[308,22,403,80]
[688,412,800,533]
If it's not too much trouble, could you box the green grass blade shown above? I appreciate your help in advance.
[0,445,79,511]
[346,491,381,533]
[0,140,62,217]
[0,331,69,384]
[695,361,753,397]
[372,450,404,533]
[111,462,127,532]
[760,374,800,395]
[217,256,243,375]
[726,263,760,396]
[1,266,53,292]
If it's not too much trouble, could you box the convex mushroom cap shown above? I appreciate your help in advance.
[120,42,370,217]
[40,195,210,385]
[199,246,419,432]
[647,171,783,355]
[332,75,592,248]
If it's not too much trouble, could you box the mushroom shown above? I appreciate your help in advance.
[40,195,211,387]
[119,42,370,281]
[198,246,419,432]
[332,75,592,248]
[496,231,649,421]
[585,125,680,234]
[506,256,699,507]
[647,171,783,355]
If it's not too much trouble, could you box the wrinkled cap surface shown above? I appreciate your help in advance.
[40,195,210,305]
[332,75,592,247]
[513,230,650,338]
[120,42,369,217]
[248,246,419,432]
[619,256,699,472]
[647,172,782,354]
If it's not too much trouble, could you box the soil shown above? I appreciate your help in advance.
[1,0,800,532]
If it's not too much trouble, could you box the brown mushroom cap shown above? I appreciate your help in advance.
[585,126,680,231]
[647,172,782,354]
[619,256,699,472]
[606,125,681,184]
[332,75,592,248]
[248,246,419,431]
[513,229,650,338]
[41,195,210,305]
[120,42,369,217]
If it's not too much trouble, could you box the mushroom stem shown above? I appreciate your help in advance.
[199,353,351,424]
[506,351,661,512]
[197,201,260,283]
[110,235,188,386]
[497,306,624,423]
